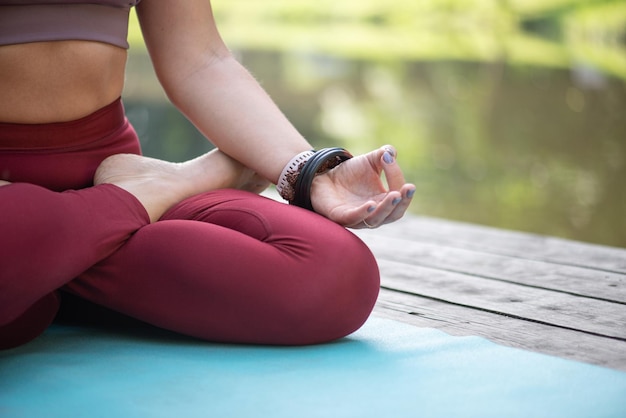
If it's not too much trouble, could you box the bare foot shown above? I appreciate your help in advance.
[228,166,271,195]
[182,150,270,195]
[95,150,269,222]
[0,180,10,186]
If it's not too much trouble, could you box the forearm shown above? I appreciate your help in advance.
[164,54,312,184]
[134,0,414,228]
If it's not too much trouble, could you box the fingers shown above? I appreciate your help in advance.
[331,199,379,228]
[383,183,415,224]
[356,186,413,229]
[325,144,416,229]
[377,145,409,193]
[355,145,415,229]
[357,191,401,228]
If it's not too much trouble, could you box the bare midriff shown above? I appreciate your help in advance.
[0,40,127,124]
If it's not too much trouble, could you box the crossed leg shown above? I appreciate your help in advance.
[65,190,380,346]
[1,152,378,348]
[0,150,268,349]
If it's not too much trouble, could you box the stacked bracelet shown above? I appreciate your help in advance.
[276,150,315,202]
[277,147,353,211]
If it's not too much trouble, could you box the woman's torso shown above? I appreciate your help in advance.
[0,40,127,124]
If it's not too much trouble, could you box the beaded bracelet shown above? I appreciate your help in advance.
[276,150,315,202]
[292,147,353,211]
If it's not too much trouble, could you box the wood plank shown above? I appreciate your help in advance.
[352,214,626,369]
[356,216,626,273]
[375,258,626,340]
[355,234,626,303]
[373,288,626,371]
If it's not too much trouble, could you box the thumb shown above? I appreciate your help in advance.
[374,145,407,191]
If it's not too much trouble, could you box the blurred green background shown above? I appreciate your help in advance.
[123,0,626,248]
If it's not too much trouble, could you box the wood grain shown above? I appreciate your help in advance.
[352,215,626,371]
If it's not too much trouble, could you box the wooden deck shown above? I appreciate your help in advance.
[353,215,626,372]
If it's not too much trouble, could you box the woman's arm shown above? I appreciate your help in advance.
[136,0,311,183]
[136,0,415,228]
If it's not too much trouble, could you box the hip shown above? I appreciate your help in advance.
[0,98,141,191]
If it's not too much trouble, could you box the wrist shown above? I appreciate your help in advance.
[277,147,352,211]
[276,150,315,202]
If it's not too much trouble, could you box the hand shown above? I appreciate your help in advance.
[310,145,415,229]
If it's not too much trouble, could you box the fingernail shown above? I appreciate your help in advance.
[407,189,415,198]
[392,197,402,205]
[384,146,396,157]
[383,151,394,164]
[367,205,376,213]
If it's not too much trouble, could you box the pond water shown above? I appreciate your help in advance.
[123,49,625,248]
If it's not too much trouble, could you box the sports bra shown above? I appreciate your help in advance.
[0,0,142,49]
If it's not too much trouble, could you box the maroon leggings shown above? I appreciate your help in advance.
[0,99,379,349]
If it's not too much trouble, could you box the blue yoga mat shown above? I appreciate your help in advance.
[1,317,625,418]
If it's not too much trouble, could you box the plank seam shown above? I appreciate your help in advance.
[364,232,626,275]
[380,286,626,343]
[384,262,626,306]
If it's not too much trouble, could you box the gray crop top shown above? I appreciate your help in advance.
[0,0,142,49]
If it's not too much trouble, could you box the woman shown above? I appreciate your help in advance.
[0,0,415,349]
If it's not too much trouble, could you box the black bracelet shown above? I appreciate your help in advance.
[292,147,353,211]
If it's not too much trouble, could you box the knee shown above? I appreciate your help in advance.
[284,229,380,345]
[322,245,380,343]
